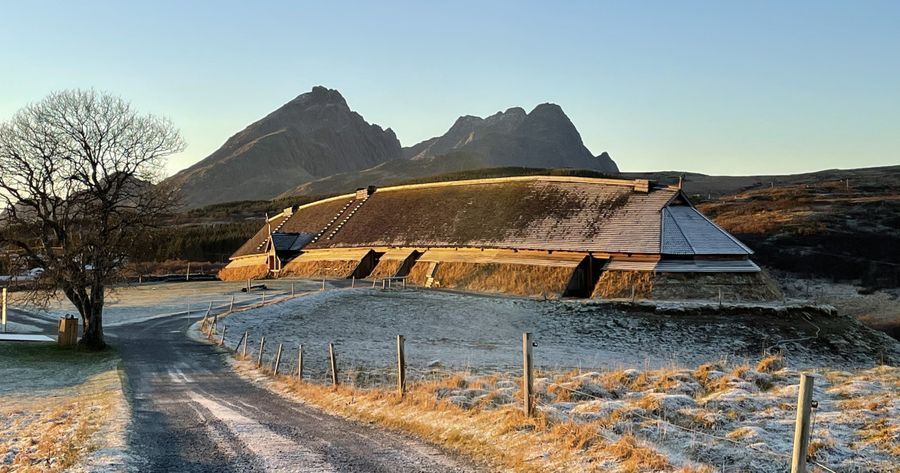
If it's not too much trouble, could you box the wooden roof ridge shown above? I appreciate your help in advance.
[373,175,675,195]
[276,175,679,216]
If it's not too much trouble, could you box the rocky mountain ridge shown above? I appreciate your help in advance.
[167,86,618,207]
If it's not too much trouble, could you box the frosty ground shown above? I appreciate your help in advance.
[217,287,899,380]
[217,287,899,472]
[2,280,898,471]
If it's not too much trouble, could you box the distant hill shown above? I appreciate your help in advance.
[165,86,403,208]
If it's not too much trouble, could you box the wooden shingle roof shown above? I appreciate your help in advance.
[230,176,753,259]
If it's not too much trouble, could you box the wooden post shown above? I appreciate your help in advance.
[291,282,295,297]
[241,331,249,358]
[397,335,406,396]
[329,343,338,386]
[630,285,636,303]
[1,287,7,333]
[257,336,266,368]
[273,343,284,376]
[352,276,355,288]
[186,262,190,281]
[321,277,326,291]
[219,324,227,346]
[262,290,266,304]
[235,331,246,355]
[791,374,815,473]
[247,278,251,293]
[522,332,534,417]
[229,295,235,312]
[297,344,304,380]
[200,312,209,333]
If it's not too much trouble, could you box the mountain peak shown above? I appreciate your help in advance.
[288,86,347,108]
[165,87,401,207]
[401,102,618,174]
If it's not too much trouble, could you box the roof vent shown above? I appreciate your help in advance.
[356,185,377,199]
[633,179,651,193]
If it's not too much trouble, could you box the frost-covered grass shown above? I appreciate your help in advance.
[234,351,898,472]
[219,288,900,378]
[0,344,127,472]
[202,284,900,471]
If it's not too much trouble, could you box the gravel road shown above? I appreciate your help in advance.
[112,304,481,472]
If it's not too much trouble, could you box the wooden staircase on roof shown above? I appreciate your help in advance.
[308,198,356,245]
[307,193,372,245]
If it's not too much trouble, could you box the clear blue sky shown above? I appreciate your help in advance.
[1,1,898,176]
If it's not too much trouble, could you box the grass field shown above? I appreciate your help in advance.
[0,344,127,472]
[233,353,898,472]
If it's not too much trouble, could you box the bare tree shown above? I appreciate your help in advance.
[0,90,184,349]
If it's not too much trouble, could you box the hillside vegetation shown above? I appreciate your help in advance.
[696,170,900,288]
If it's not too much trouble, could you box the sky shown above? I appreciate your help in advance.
[1,1,898,176]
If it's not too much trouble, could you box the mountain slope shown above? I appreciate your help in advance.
[283,104,618,197]
[405,105,618,171]
[166,86,402,208]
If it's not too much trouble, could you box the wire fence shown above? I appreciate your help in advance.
[195,286,847,473]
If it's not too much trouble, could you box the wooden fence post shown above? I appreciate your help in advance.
[329,343,338,386]
[352,276,355,288]
[291,282,295,297]
[1,287,7,333]
[523,332,534,417]
[247,278,251,293]
[321,277,326,291]
[257,336,266,368]
[273,343,284,376]
[241,331,249,358]
[262,290,266,304]
[219,324,227,347]
[397,335,406,396]
[229,295,235,312]
[235,331,246,356]
[791,373,815,473]
[297,344,304,380]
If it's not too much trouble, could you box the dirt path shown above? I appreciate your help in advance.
[111,310,481,472]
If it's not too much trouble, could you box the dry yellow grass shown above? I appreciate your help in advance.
[406,261,433,285]
[231,359,676,472]
[0,370,124,473]
[592,270,653,299]
[218,263,269,281]
[431,262,574,298]
[755,354,785,373]
[281,259,359,278]
[368,259,405,279]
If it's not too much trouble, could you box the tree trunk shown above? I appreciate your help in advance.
[79,302,105,349]
[67,283,106,350]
